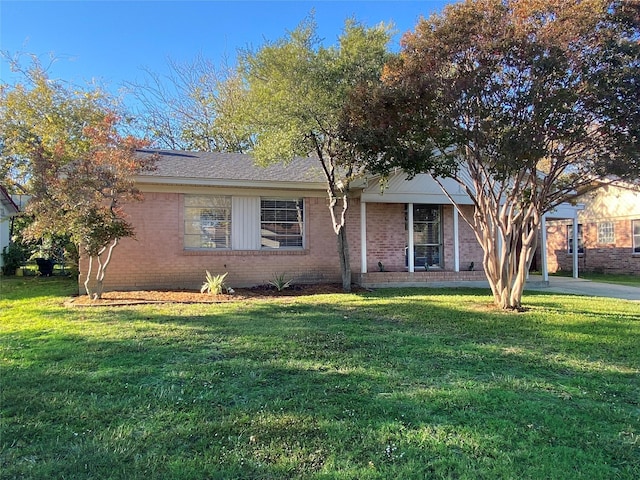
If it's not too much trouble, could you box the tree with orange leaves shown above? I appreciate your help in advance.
[0,59,155,298]
[343,0,640,310]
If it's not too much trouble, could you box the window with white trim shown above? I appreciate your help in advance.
[597,221,615,244]
[633,220,640,254]
[566,224,584,254]
[260,198,304,249]
[184,195,231,249]
[183,195,304,250]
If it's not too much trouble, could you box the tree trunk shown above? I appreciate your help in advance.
[92,238,119,300]
[337,225,352,292]
[433,173,541,310]
[481,210,540,310]
[84,255,94,299]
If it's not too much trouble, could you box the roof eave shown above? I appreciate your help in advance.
[134,175,327,191]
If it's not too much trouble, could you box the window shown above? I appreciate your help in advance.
[184,195,231,249]
[184,195,304,251]
[409,204,443,269]
[567,224,584,254]
[597,221,615,244]
[261,198,304,249]
[634,220,640,254]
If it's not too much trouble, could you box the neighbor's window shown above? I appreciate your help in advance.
[633,220,640,254]
[597,221,615,244]
[260,198,304,249]
[567,224,584,254]
[184,195,231,249]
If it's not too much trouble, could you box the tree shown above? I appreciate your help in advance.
[342,0,640,309]
[0,60,154,298]
[125,55,252,153]
[220,17,392,291]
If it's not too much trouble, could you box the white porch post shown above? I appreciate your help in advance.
[572,216,579,279]
[408,203,415,273]
[360,200,367,274]
[541,214,549,282]
[453,207,460,272]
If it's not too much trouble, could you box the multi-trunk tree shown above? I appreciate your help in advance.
[219,18,391,291]
[1,61,154,298]
[343,0,640,309]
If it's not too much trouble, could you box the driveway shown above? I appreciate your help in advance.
[525,276,640,301]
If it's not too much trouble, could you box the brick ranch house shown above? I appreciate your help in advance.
[80,150,491,293]
[545,181,640,276]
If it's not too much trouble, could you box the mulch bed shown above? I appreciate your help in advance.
[66,283,364,306]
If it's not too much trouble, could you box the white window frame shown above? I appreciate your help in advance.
[597,221,615,244]
[260,198,305,250]
[633,220,640,254]
[184,195,232,250]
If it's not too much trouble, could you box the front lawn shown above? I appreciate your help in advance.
[1,277,639,479]
[552,270,640,287]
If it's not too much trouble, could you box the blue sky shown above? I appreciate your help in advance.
[1,0,451,96]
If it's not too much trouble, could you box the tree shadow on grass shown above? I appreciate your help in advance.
[3,290,639,479]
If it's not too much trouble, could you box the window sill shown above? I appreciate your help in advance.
[183,249,308,256]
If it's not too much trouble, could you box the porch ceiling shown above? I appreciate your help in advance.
[359,172,474,205]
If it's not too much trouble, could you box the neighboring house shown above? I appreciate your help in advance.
[0,185,20,269]
[80,150,489,293]
[545,181,640,275]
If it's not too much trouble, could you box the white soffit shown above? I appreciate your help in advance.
[361,172,474,205]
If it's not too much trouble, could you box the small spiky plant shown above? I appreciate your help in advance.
[200,271,228,295]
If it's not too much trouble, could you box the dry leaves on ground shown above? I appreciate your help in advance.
[68,284,359,306]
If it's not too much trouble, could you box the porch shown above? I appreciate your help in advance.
[356,270,489,288]
[356,271,553,289]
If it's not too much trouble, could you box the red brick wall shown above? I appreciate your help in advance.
[363,203,406,272]
[453,205,484,272]
[81,193,360,292]
[546,219,640,275]
[80,193,487,292]
[361,203,484,273]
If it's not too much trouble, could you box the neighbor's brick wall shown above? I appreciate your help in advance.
[546,219,640,275]
[81,192,364,292]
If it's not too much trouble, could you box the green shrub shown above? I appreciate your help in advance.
[1,243,26,276]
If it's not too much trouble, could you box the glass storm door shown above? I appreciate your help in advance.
[410,204,443,269]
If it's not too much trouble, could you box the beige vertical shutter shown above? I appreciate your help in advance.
[232,197,260,250]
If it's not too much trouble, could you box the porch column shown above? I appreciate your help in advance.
[541,214,549,282]
[453,207,460,272]
[360,200,367,274]
[572,216,579,279]
[408,203,415,273]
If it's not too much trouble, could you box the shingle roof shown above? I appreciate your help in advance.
[0,185,20,215]
[136,149,326,186]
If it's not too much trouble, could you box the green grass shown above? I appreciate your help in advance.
[552,270,640,287]
[1,277,639,479]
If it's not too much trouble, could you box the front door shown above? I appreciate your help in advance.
[409,204,443,269]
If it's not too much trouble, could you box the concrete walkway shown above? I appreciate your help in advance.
[525,276,640,301]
